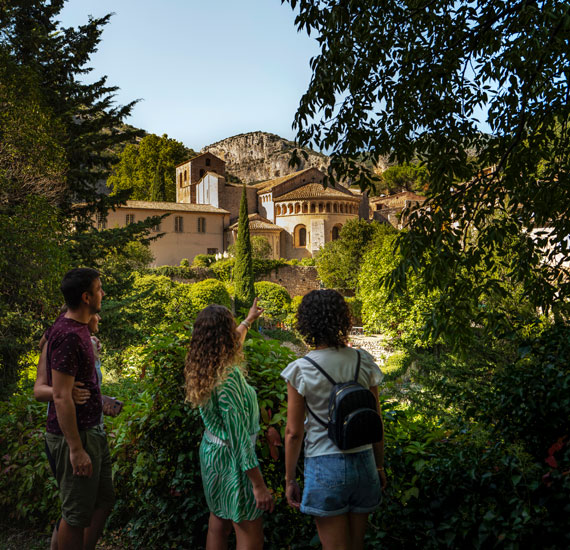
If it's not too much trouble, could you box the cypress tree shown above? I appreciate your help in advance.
[150,161,167,202]
[233,185,255,314]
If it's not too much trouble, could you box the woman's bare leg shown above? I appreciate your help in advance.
[232,517,264,550]
[206,513,232,550]
[347,513,369,550]
[314,515,350,550]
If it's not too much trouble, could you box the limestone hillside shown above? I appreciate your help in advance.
[202,131,330,184]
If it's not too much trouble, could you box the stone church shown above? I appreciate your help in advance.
[103,151,369,266]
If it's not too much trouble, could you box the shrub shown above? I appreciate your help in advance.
[150,265,196,279]
[345,296,363,326]
[191,254,216,268]
[187,278,232,312]
[179,258,190,267]
[382,350,410,381]
[254,282,292,324]
[210,257,235,282]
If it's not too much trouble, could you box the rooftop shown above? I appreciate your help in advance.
[253,167,317,193]
[229,213,283,231]
[276,183,357,202]
[121,200,229,214]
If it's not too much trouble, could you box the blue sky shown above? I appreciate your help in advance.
[59,0,319,151]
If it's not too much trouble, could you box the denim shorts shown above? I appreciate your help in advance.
[301,449,382,517]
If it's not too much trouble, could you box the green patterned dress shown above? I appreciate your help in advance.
[199,366,262,523]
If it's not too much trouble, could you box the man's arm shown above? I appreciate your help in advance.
[52,369,92,477]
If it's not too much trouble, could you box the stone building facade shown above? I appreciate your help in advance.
[109,152,369,266]
[100,200,229,266]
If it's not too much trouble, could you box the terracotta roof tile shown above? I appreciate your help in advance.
[123,200,229,214]
[253,168,315,192]
[229,214,282,231]
[275,183,358,201]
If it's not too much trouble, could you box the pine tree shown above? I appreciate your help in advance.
[233,185,255,314]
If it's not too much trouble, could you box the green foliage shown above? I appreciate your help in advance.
[316,219,395,291]
[285,0,570,345]
[284,295,304,328]
[251,235,273,260]
[233,185,255,313]
[382,350,410,380]
[150,265,196,279]
[254,282,292,324]
[376,163,429,195]
[108,134,193,202]
[345,297,363,326]
[358,231,439,345]
[122,273,175,336]
[228,235,273,260]
[0,196,70,390]
[298,257,316,266]
[211,258,235,282]
[0,391,58,524]
[186,279,232,313]
[192,254,216,268]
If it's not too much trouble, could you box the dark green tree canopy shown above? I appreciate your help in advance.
[233,185,255,313]
[108,134,194,202]
[285,0,570,341]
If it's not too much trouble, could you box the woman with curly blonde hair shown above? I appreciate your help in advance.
[185,299,274,550]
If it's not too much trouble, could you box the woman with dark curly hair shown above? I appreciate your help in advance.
[185,299,274,550]
[281,289,386,550]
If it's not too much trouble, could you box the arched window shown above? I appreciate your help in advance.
[295,203,301,214]
[332,225,341,240]
[340,204,344,213]
[303,203,308,213]
[199,169,205,178]
[179,173,183,186]
[319,203,324,213]
[295,225,307,247]
[333,203,338,213]
[326,203,331,213]
[310,203,316,213]
[206,158,211,166]
[288,204,294,214]
[276,205,281,216]
[299,227,306,246]
[184,170,188,182]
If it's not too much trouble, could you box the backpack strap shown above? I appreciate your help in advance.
[353,349,362,383]
[303,355,337,385]
[302,355,335,428]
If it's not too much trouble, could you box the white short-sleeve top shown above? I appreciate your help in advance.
[281,346,384,458]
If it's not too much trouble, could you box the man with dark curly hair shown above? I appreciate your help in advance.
[282,289,386,550]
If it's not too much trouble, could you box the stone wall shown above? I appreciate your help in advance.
[257,265,320,297]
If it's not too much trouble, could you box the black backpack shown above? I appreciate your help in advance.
[303,350,384,450]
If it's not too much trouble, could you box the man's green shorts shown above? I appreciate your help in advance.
[46,425,115,528]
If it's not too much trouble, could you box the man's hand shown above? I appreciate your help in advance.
[70,447,92,477]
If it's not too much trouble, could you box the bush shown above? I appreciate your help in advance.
[345,296,363,326]
[192,254,216,268]
[254,282,292,324]
[150,265,196,279]
[123,273,174,335]
[210,258,235,282]
[188,278,232,312]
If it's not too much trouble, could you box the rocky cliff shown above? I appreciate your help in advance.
[202,131,330,184]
